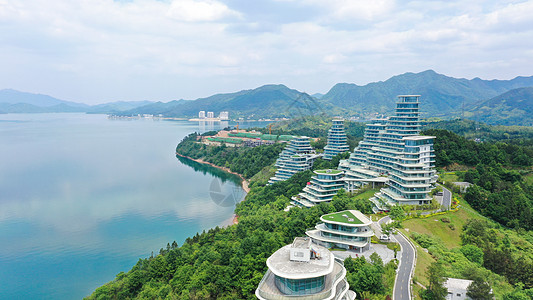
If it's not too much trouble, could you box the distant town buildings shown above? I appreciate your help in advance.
[323,118,350,160]
[255,237,356,300]
[207,111,214,118]
[219,111,229,120]
[268,136,320,184]
[198,111,206,119]
[306,210,374,253]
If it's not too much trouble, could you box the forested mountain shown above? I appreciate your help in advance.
[467,87,533,126]
[321,70,533,118]
[118,84,340,119]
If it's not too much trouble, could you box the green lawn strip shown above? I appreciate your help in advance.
[323,210,363,224]
[352,188,380,200]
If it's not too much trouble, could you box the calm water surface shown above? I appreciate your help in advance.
[0,114,264,299]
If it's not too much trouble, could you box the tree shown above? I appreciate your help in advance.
[467,276,493,300]
[389,205,405,221]
[460,244,484,265]
[422,262,447,300]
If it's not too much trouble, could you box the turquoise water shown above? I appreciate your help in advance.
[0,114,261,299]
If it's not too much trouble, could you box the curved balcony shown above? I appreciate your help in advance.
[305,229,369,249]
[315,224,374,238]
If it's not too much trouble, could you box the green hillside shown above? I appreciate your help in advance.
[467,87,533,126]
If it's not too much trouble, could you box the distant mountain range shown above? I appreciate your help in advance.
[321,70,533,118]
[0,89,153,114]
[118,84,342,119]
[2,70,533,126]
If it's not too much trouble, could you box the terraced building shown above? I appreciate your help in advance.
[323,118,350,160]
[291,169,345,208]
[338,95,437,210]
[268,136,320,184]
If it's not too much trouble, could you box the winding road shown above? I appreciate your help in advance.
[378,216,415,300]
[441,185,452,210]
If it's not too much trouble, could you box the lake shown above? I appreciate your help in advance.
[0,113,266,299]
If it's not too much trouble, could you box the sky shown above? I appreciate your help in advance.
[1,0,533,104]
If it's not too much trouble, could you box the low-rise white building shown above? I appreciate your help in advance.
[444,278,473,300]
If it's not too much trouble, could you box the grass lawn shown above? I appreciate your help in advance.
[401,198,486,285]
[403,206,483,248]
[352,188,380,200]
[439,171,459,183]
[523,172,533,185]
[323,210,363,224]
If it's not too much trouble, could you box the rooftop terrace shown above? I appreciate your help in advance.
[321,210,372,225]
[314,169,343,175]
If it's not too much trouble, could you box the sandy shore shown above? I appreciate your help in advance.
[176,152,249,224]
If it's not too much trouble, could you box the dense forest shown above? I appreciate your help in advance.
[422,129,533,231]
[175,133,285,179]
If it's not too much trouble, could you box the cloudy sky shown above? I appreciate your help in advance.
[1,0,533,104]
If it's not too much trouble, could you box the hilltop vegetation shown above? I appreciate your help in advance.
[467,87,533,126]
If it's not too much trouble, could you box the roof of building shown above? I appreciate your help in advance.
[320,210,372,226]
[314,169,343,175]
[266,238,334,279]
[403,135,436,140]
[444,278,473,291]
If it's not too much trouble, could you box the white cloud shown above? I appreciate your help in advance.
[167,0,241,22]
[0,0,532,102]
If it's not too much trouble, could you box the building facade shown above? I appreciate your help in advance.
[207,111,214,118]
[268,136,320,184]
[219,111,229,120]
[306,210,373,253]
[323,118,350,160]
[292,169,345,208]
[338,95,437,210]
[255,237,356,300]
[198,111,206,119]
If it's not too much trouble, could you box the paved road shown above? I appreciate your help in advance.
[441,185,452,210]
[378,216,415,300]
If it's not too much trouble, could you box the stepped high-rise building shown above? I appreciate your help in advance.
[255,237,356,300]
[339,95,436,210]
[323,118,350,160]
[268,137,320,184]
[292,169,346,208]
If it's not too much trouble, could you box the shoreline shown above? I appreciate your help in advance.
[176,152,249,224]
